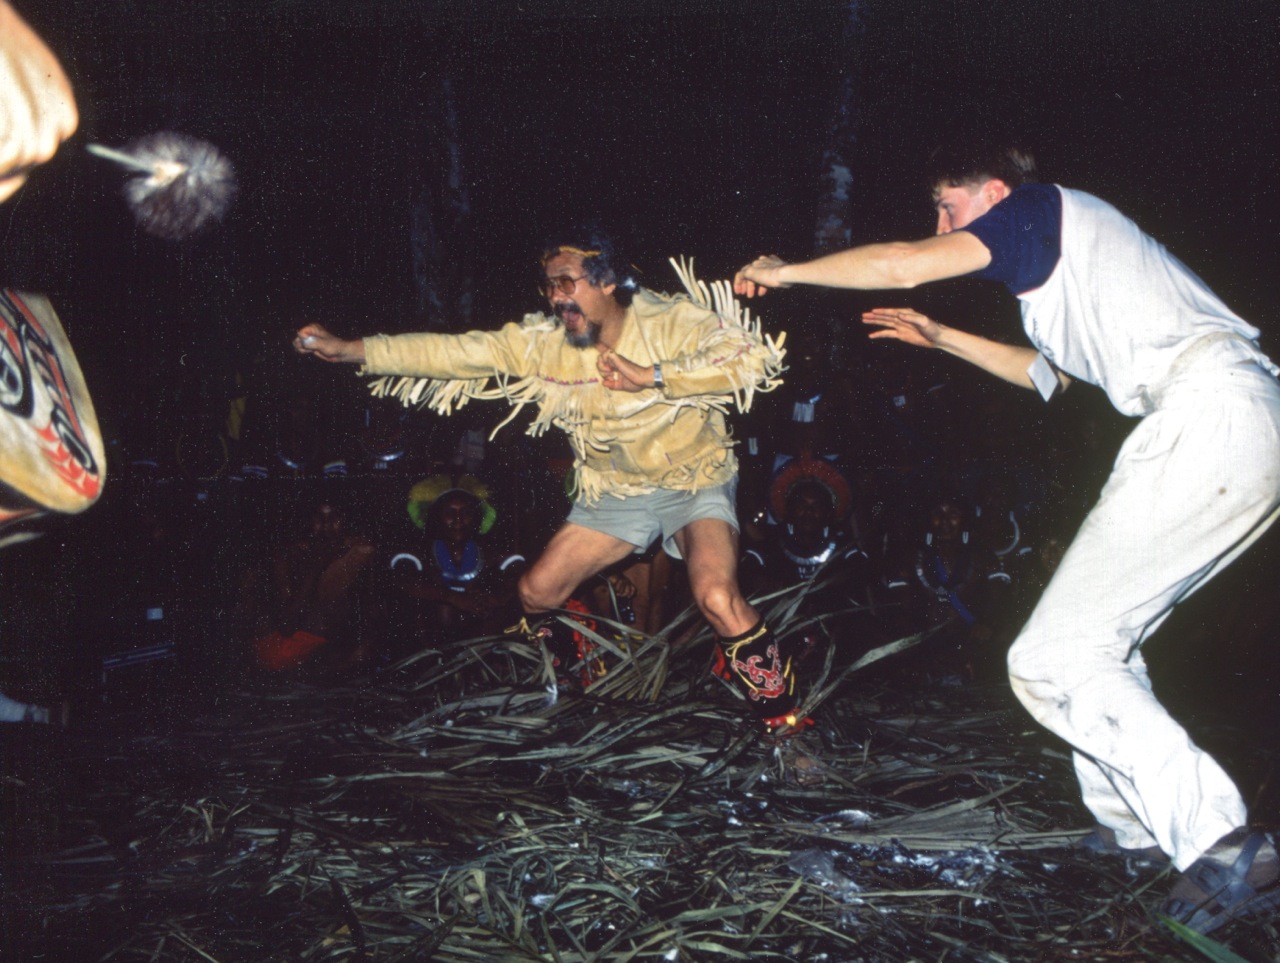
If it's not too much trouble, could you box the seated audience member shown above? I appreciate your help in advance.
[742,455,867,596]
[884,492,1004,682]
[254,499,378,674]
[389,475,519,645]
[739,456,873,668]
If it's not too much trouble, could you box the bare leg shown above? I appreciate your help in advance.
[673,518,758,637]
[519,522,639,614]
[677,518,806,727]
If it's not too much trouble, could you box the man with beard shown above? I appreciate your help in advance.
[294,233,803,731]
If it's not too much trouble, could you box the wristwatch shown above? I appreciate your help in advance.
[651,362,665,389]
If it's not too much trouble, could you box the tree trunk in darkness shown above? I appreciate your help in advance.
[411,75,473,331]
[813,0,865,259]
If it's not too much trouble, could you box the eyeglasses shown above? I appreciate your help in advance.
[539,274,591,297]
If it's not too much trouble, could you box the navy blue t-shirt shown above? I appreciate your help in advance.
[962,183,1062,295]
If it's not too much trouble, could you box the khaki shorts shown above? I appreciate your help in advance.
[566,479,739,559]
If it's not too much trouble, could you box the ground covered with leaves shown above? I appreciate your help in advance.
[3,602,1278,962]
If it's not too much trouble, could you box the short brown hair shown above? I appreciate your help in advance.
[925,138,1038,195]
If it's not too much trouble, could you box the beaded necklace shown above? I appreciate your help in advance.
[914,546,977,624]
[432,539,483,590]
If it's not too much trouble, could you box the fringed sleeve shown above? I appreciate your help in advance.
[655,257,787,411]
[361,317,556,423]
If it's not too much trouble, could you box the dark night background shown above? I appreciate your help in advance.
[2,3,1280,955]
[0,2,1276,694]
[4,0,1278,390]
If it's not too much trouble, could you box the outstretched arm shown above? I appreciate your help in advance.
[862,307,1071,392]
[734,232,992,297]
[295,321,536,381]
[293,323,367,364]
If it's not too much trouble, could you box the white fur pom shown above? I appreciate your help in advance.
[117,131,237,241]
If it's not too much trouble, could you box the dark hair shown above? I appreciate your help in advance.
[541,228,640,306]
[924,137,1039,195]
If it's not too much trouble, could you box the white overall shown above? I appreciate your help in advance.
[1005,188,1280,870]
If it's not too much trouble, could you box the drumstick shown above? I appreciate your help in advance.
[87,131,236,241]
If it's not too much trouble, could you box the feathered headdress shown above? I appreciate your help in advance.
[770,453,853,524]
[407,474,496,534]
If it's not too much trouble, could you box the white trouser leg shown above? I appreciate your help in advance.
[1071,648,1160,851]
[1008,365,1280,871]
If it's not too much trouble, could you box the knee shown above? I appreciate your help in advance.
[1006,627,1077,716]
[1005,631,1035,681]
[693,580,740,626]
[518,572,564,613]
[1007,629,1049,683]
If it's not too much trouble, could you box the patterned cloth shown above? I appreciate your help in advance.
[0,290,105,524]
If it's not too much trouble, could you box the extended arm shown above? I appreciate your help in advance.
[294,321,535,380]
[862,307,1070,391]
[734,232,993,297]
[294,324,366,363]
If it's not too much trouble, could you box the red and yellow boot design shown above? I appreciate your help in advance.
[516,598,606,688]
[711,620,811,734]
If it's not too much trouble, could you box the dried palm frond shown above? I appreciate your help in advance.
[16,578,1277,963]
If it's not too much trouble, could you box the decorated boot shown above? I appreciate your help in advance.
[711,619,810,734]
[512,599,605,687]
